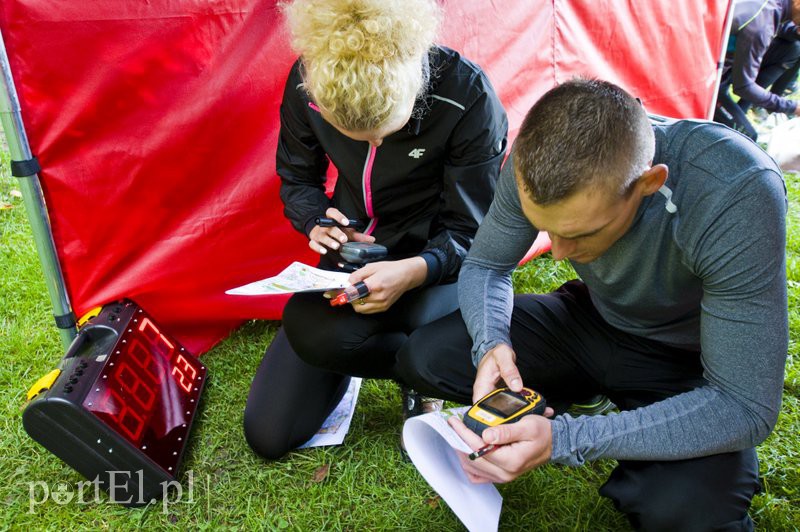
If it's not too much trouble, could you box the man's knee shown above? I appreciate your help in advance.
[601,450,760,531]
[624,487,754,532]
[395,311,474,403]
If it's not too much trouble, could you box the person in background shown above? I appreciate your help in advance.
[243,0,507,459]
[714,0,800,140]
[739,21,800,114]
[401,79,787,530]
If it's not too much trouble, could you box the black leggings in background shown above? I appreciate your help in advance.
[243,282,458,460]
[714,35,800,141]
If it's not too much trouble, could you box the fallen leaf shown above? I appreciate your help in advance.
[0,202,13,210]
[311,464,330,483]
[425,495,441,509]
[10,189,22,198]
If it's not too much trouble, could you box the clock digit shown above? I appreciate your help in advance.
[138,317,175,358]
[115,361,156,411]
[171,355,197,393]
[111,387,146,442]
[128,338,165,384]
[94,387,146,442]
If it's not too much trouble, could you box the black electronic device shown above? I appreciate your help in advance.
[464,387,546,436]
[22,300,207,506]
[339,242,387,264]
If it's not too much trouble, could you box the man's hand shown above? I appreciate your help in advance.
[308,207,375,254]
[473,343,523,403]
[346,257,427,313]
[448,414,553,484]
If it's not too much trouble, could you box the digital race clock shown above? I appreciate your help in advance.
[23,300,207,506]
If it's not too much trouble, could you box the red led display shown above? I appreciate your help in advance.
[82,308,206,472]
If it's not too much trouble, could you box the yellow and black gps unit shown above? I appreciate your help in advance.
[464,387,546,436]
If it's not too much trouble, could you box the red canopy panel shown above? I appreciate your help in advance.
[0,0,730,353]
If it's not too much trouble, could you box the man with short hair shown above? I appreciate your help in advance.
[397,79,788,530]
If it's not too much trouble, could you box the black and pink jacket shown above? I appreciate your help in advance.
[277,46,508,286]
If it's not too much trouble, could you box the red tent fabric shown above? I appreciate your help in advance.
[0,0,731,354]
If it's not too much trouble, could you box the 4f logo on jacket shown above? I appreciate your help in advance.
[408,148,426,159]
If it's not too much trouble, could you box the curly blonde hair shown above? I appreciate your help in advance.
[283,0,441,132]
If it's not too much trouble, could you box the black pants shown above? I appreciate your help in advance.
[243,282,458,460]
[739,35,800,113]
[715,36,800,141]
[398,281,760,531]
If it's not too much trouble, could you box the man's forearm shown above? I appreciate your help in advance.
[550,384,776,466]
[458,261,516,366]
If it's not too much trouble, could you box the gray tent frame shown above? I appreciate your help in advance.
[1,30,75,348]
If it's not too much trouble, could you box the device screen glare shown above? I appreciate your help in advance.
[484,392,528,416]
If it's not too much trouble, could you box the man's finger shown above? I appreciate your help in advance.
[448,416,487,451]
[472,367,499,404]
[497,356,523,392]
[456,452,500,484]
[482,415,538,446]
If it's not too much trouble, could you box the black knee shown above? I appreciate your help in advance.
[628,494,753,532]
[395,311,474,404]
[626,486,753,532]
[601,450,759,532]
[282,293,337,368]
[243,402,293,461]
[396,330,436,390]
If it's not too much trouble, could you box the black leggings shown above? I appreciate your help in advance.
[400,281,760,531]
[243,282,458,460]
[714,36,800,141]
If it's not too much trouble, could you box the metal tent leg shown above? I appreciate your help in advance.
[0,29,76,347]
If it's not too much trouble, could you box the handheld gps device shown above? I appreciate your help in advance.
[336,242,388,272]
[340,242,387,264]
[464,387,546,436]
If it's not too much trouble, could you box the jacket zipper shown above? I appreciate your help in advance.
[361,145,378,235]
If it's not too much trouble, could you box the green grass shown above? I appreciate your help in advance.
[1,151,799,530]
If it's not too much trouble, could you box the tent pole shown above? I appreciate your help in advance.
[708,0,737,119]
[0,29,76,347]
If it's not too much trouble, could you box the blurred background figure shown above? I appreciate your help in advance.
[714,0,800,140]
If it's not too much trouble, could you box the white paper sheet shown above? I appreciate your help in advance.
[226,261,351,295]
[403,408,502,532]
[299,378,362,448]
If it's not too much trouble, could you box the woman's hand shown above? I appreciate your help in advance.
[308,207,375,254]
[347,257,428,313]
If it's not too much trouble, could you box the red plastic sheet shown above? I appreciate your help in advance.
[0,0,730,353]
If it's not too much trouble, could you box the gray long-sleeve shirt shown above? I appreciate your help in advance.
[459,118,788,466]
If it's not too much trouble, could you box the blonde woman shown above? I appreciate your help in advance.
[244,0,507,459]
